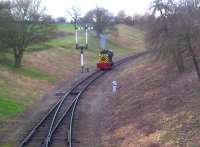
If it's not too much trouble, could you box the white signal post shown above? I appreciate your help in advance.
[86,25,88,45]
[81,50,84,69]
[74,24,91,73]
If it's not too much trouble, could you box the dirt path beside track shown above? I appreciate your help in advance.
[73,57,144,147]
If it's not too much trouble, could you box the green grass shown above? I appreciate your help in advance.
[0,144,13,147]
[53,23,74,32]
[26,24,142,58]
[27,33,76,51]
[37,31,136,66]
[0,56,51,82]
[0,80,33,120]
[41,33,96,50]
[0,67,46,120]
[0,83,25,119]
[0,142,15,147]
[0,97,25,119]
[26,23,75,52]
[26,43,52,52]
[15,67,51,82]
[46,35,75,48]
[0,53,14,68]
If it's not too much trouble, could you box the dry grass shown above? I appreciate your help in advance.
[110,24,145,52]
[0,69,51,100]
[24,48,81,81]
[103,59,200,147]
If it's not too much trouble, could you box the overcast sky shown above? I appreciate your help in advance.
[42,0,151,19]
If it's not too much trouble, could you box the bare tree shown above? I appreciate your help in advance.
[0,0,52,68]
[66,6,81,26]
[82,7,114,37]
[146,0,200,79]
[176,0,200,79]
[0,1,13,51]
[146,0,185,72]
[42,15,55,24]
[116,10,127,24]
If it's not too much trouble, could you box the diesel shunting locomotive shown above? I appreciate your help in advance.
[97,49,114,70]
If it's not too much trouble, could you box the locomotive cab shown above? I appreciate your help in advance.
[97,49,114,70]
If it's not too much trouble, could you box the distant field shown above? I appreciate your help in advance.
[28,23,145,59]
[0,23,145,131]
[53,23,74,32]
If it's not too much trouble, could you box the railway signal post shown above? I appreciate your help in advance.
[75,25,92,73]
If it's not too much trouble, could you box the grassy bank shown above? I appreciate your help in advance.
[0,23,145,124]
[103,58,200,147]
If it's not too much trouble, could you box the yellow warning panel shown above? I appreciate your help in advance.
[99,54,108,63]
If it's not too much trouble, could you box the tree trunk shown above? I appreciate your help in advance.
[188,42,200,80]
[14,47,23,68]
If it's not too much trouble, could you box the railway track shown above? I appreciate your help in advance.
[18,50,151,147]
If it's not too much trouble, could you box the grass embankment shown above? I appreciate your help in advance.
[29,23,145,63]
[103,58,200,147]
[0,23,144,126]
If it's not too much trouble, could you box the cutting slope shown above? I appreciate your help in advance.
[103,59,200,147]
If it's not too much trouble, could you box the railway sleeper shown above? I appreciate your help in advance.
[69,91,79,95]
[54,91,66,97]
[67,139,81,145]
[71,139,81,143]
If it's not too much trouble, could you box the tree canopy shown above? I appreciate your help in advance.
[0,0,53,67]
[146,0,200,79]
[82,7,115,37]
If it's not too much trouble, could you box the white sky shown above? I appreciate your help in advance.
[42,0,151,19]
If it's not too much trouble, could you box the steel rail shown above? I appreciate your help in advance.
[68,71,106,147]
[68,50,152,147]
[18,71,99,147]
[43,71,105,147]
[19,50,153,147]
